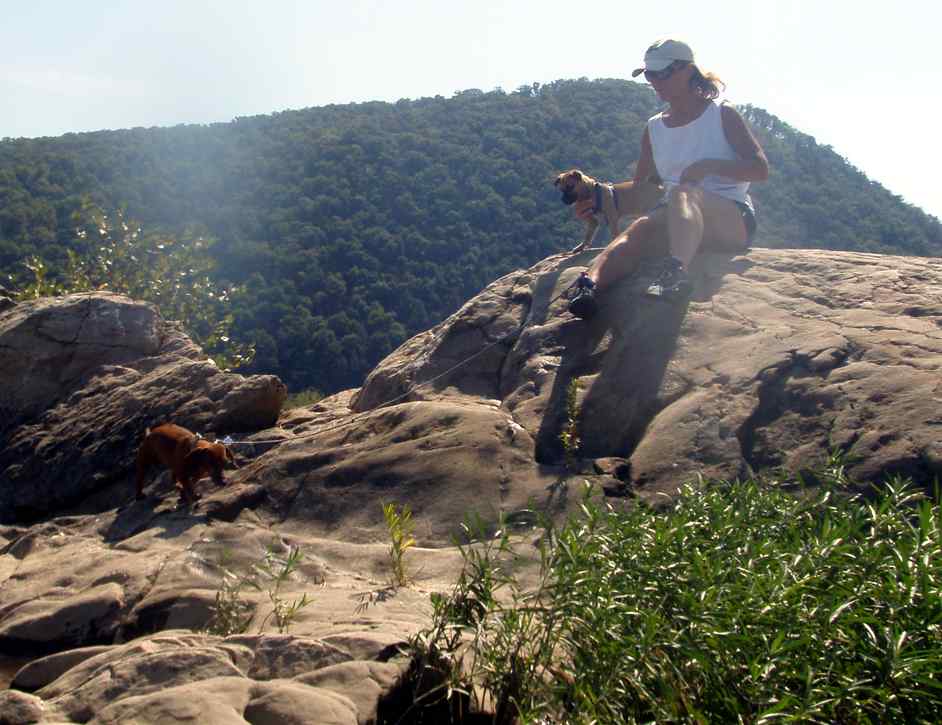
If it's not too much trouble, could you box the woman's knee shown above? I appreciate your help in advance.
[627,214,660,240]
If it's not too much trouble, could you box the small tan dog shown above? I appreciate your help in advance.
[135,423,238,504]
[554,169,664,253]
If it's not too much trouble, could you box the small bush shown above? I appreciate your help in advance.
[409,472,942,723]
[9,202,254,370]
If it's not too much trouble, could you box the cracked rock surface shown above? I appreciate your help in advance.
[0,508,457,722]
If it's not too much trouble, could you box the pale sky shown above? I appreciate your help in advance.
[2,0,940,220]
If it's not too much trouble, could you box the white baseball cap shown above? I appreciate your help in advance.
[631,39,695,77]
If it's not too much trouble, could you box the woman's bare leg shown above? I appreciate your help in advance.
[666,184,748,266]
[586,215,664,291]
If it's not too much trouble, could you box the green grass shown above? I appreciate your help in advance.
[406,467,942,723]
[284,388,324,409]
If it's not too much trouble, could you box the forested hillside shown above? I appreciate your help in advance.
[2,79,939,393]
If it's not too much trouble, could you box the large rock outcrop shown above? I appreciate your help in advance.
[255,246,942,530]
[2,247,942,722]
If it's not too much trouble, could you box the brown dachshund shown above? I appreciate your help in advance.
[135,423,238,504]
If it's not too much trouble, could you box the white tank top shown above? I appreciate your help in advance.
[647,100,752,209]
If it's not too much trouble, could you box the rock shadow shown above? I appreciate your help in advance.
[101,489,208,543]
[535,266,689,465]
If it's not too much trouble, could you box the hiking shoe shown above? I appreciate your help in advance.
[568,272,598,319]
[644,257,692,302]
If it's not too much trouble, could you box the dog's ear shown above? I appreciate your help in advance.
[556,170,580,189]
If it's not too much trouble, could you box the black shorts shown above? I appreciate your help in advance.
[735,201,757,245]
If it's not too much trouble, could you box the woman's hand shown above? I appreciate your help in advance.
[678,160,713,185]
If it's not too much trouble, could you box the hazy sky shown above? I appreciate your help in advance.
[3,0,940,220]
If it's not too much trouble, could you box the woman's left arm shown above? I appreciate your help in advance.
[679,104,770,184]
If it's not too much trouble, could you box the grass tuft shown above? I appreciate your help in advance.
[204,541,315,636]
[384,502,417,588]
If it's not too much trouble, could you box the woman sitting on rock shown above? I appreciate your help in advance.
[569,38,769,318]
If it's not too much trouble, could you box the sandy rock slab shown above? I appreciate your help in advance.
[1,631,411,724]
[0,505,453,654]
[0,467,471,722]
[0,501,464,723]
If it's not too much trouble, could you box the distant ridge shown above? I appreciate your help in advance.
[2,79,940,393]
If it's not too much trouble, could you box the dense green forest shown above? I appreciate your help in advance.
[2,79,940,394]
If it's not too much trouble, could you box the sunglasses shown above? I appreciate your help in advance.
[643,62,687,82]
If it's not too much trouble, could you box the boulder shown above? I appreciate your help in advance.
[0,689,44,725]
[0,293,163,426]
[0,293,286,523]
[349,248,942,503]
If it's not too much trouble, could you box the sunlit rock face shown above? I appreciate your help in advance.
[3,247,942,722]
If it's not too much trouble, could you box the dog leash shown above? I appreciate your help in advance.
[218,264,605,451]
[217,325,525,449]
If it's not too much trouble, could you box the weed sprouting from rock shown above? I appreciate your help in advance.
[204,549,255,637]
[205,541,314,636]
[383,502,417,588]
[559,378,581,471]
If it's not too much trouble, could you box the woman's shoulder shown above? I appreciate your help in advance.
[717,100,745,118]
[717,101,749,128]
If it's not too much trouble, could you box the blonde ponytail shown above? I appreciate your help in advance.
[689,65,725,100]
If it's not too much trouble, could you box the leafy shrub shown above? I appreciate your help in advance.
[408,472,942,723]
[10,201,254,370]
[284,388,325,409]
